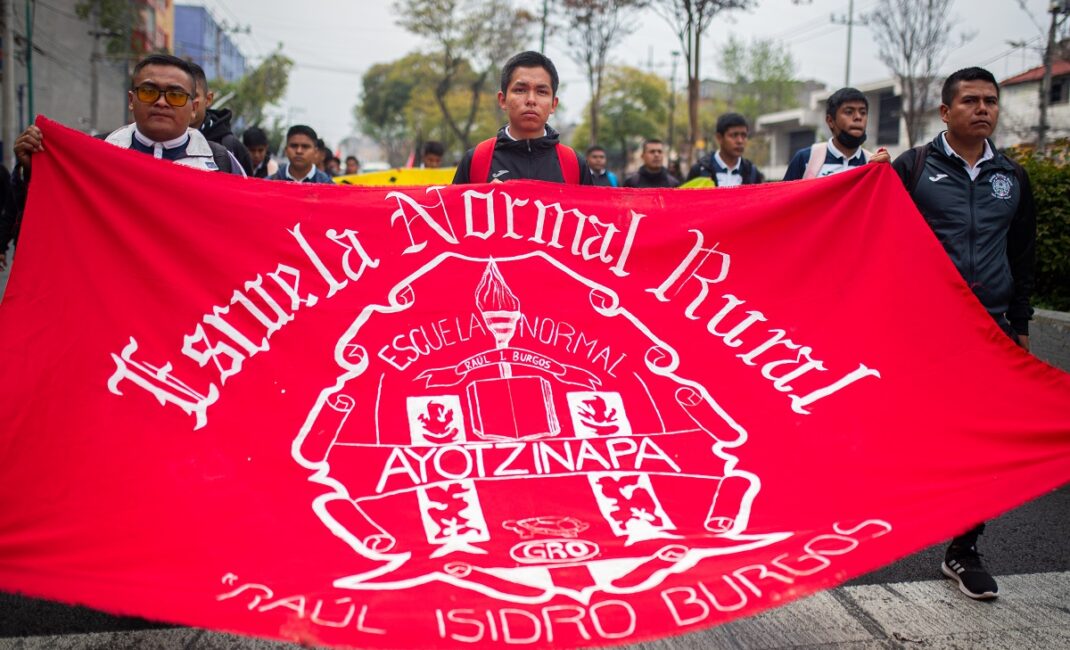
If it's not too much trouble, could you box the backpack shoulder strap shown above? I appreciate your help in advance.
[469,137,497,183]
[556,144,580,184]
[907,145,929,194]
[207,141,233,174]
[803,142,827,179]
[741,159,760,184]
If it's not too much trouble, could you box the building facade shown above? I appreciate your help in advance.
[756,79,944,179]
[132,0,175,53]
[999,57,1070,147]
[174,4,246,83]
[2,0,142,156]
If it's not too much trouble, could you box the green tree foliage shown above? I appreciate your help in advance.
[355,52,502,166]
[718,35,799,125]
[214,49,294,132]
[572,66,669,171]
[1010,144,1070,310]
[75,0,137,57]
[394,0,533,151]
[357,54,424,165]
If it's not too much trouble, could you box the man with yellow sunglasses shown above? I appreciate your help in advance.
[13,54,244,178]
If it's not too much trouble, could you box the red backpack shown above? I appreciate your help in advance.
[469,137,580,184]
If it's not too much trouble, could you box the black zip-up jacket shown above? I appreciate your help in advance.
[452,125,592,184]
[200,108,254,176]
[623,166,680,188]
[685,153,764,186]
[892,133,1036,334]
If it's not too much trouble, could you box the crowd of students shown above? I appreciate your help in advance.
[0,50,1039,605]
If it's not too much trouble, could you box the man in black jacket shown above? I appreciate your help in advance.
[891,67,1036,602]
[686,113,764,187]
[452,51,591,185]
[623,140,679,188]
[190,63,254,176]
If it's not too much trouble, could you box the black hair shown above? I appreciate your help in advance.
[500,51,559,96]
[345,155,359,165]
[586,145,606,155]
[131,54,196,93]
[286,125,318,142]
[942,67,999,106]
[423,141,445,157]
[826,87,868,117]
[716,112,749,135]
[188,61,209,95]
[642,139,665,152]
[242,126,268,148]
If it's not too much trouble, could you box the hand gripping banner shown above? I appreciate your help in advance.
[0,118,1068,648]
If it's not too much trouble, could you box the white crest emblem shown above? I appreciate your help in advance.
[990,173,1013,200]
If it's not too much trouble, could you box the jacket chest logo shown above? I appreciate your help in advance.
[990,173,1013,200]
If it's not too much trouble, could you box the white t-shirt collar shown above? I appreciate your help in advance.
[285,164,318,182]
[714,151,741,173]
[941,132,994,180]
[132,126,189,150]
[504,125,547,141]
[827,137,864,162]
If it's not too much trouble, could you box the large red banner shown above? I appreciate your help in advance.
[0,118,1068,648]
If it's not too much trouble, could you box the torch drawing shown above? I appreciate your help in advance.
[467,259,559,441]
[476,260,521,378]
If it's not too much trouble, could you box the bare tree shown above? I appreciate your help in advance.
[396,0,534,151]
[867,0,969,147]
[651,0,753,164]
[560,1,647,146]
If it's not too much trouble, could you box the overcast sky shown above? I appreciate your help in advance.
[191,0,1055,156]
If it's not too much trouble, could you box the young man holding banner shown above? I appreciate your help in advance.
[452,51,592,185]
[12,55,244,181]
[891,67,1037,601]
[783,87,890,180]
[9,54,245,243]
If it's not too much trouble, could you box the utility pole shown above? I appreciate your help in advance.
[24,0,32,124]
[668,50,679,156]
[1037,1,1069,153]
[3,0,16,160]
[539,0,549,52]
[831,0,867,87]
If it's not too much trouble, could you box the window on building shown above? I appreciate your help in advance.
[142,7,156,36]
[877,92,901,145]
[788,129,817,157]
[1050,77,1069,105]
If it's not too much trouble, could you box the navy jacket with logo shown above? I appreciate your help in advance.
[891,133,1036,335]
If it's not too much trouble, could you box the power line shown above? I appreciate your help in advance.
[978,35,1042,68]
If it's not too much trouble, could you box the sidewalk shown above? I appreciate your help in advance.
[2,572,1066,649]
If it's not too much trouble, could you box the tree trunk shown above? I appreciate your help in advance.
[460,70,492,152]
[588,59,599,145]
[687,24,701,167]
[1038,5,1059,152]
[434,75,468,151]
